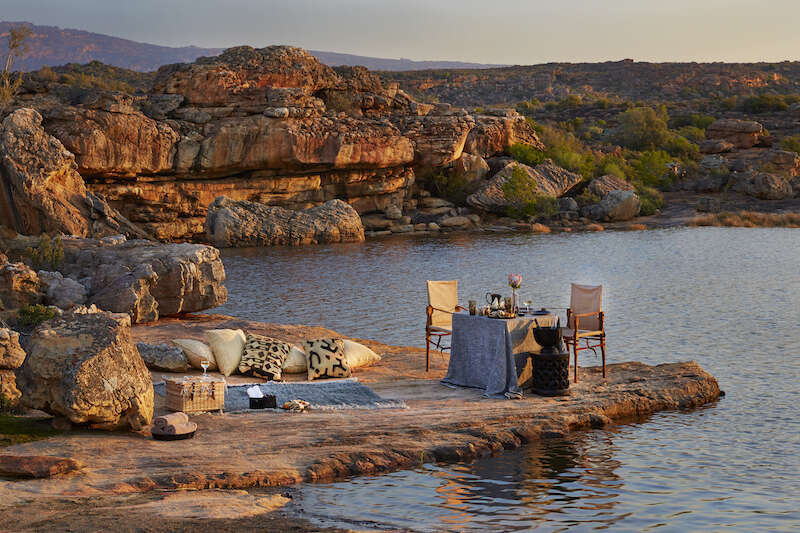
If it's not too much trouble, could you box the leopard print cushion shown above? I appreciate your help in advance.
[238,333,291,380]
[303,338,351,381]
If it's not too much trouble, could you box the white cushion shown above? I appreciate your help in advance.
[342,339,381,369]
[282,346,308,374]
[173,338,217,371]
[204,329,246,377]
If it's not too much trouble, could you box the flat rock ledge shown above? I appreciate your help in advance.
[0,316,720,504]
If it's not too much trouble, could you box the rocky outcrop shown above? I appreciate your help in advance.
[0,328,25,405]
[451,152,490,184]
[731,172,794,200]
[17,311,153,430]
[0,455,84,478]
[9,46,542,242]
[0,108,147,239]
[0,258,40,310]
[38,270,87,309]
[706,119,765,149]
[135,342,189,372]
[466,161,581,213]
[584,190,641,221]
[587,174,634,197]
[206,197,365,247]
[56,236,228,323]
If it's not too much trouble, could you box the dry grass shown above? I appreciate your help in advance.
[690,211,800,228]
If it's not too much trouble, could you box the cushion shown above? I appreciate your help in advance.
[342,340,381,369]
[282,346,308,374]
[173,339,217,371]
[303,338,351,381]
[238,333,291,380]
[204,329,246,377]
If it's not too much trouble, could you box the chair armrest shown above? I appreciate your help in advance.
[428,305,459,315]
[573,311,601,319]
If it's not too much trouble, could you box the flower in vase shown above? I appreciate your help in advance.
[508,273,522,289]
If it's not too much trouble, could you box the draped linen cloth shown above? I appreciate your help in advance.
[442,313,554,399]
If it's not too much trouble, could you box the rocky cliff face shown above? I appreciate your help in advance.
[7,46,540,242]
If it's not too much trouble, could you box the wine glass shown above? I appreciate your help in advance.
[524,300,532,313]
[200,360,210,380]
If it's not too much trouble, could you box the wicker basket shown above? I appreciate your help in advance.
[165,378,225,413]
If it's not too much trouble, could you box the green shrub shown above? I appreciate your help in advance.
[612,106,671,150]
[664,134,700,160]
[507,143,545,166]
[780,136,800,154]
[676,125,706,143]
[17,304,55,327]
[671,113,716,130]
[576,189,600,208]
[739,94,788,113]
[26,235,64,271]
[636,185,663,216]
[502,166,558,219]
[633,150,674,188]
[430,171,473,205]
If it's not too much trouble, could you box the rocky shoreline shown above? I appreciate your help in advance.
[0,314,720,522]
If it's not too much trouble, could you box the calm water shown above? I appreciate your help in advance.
[216,228,800,531]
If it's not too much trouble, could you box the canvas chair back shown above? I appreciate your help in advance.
[569,283,602,331]
[427,280,458,329]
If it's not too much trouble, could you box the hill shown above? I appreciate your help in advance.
[0,21,501,72]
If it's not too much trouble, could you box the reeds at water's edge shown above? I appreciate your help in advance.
[690,211,800,228]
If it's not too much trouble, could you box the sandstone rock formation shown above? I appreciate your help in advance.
[38,270,88,309]
[206,196,365,247]
[17,311,153,430]
[584,190,641,221]
[0,108,147,239]
[587,174,634,197]
[0,258,40,310]
[135,342,189,372]
[706,119,765,149]
[9,46,542,242]
[0,328,25,404]
[451,152,490,184]
[466,161,582,213]
[731,172,794,200]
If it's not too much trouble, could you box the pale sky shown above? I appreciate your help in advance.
[4,0,800,64]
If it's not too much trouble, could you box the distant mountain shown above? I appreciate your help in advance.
[0,21,502,72]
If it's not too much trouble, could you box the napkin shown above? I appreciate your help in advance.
[246,385,264,399]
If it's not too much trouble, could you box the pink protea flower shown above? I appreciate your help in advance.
[508,273,522,289]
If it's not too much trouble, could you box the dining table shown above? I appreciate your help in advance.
[441,311,557,399]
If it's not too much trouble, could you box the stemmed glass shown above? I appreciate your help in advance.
[524,300,532,313]
[200,360,210,381]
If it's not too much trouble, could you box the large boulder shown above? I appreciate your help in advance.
[0,108,147,239]
[731,172,794,200]
[466,161,581,213]
[0,259,40,311]
[16,311,153,430]
[52,236,228,323]
[587,175,634,197]
[451,152,490,185]
[585,190,641,221]
[206,196,365,247]
[136,342,189,372]
[0,328,25,405]
[38,271,88,309]
[706,119,765,149]
[463,111,544,158]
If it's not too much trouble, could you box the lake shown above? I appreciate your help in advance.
[216,228,800,531]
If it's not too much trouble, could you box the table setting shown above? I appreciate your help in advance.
[441,273,564,399]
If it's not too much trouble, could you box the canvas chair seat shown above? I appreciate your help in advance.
[561,327,603,339]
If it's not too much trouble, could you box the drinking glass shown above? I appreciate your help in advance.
[468,300,477,315]
[504,297,513,313]
[200,360,210,380]
[524,300,532,312]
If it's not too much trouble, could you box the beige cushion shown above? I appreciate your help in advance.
[238,333,291,380]
[204,329,246,377]
[342,339,381,369]
[174,338,217,371]
[303,338,351,381]
[282,346,308,374]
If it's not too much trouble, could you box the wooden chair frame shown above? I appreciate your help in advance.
[563,309,606,383]
[425,304,465,372]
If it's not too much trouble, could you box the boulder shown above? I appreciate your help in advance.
[0,108,147,239]
[585,190,641,221]
[384,205,402,220]
[438,216,472,228]
[135,342,189,372]
[698,139,735,154]
[558,197,579,212]
[587,175,634,197]
[206,197,365,247]
[463,112,544,158]
[0,328,26,369]
[0,370,21,404]
[45,236,228,323]
[732,172,794,200]
[706,119,765,149]
[361,214,394,231]
[466,161,581,213]
[451,153,490,184]
[17,311,154,430]
[421,197,453,209]
[38,271,88,309]
[0,259,40,310]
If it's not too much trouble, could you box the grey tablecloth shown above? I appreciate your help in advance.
[441,313,555,398]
